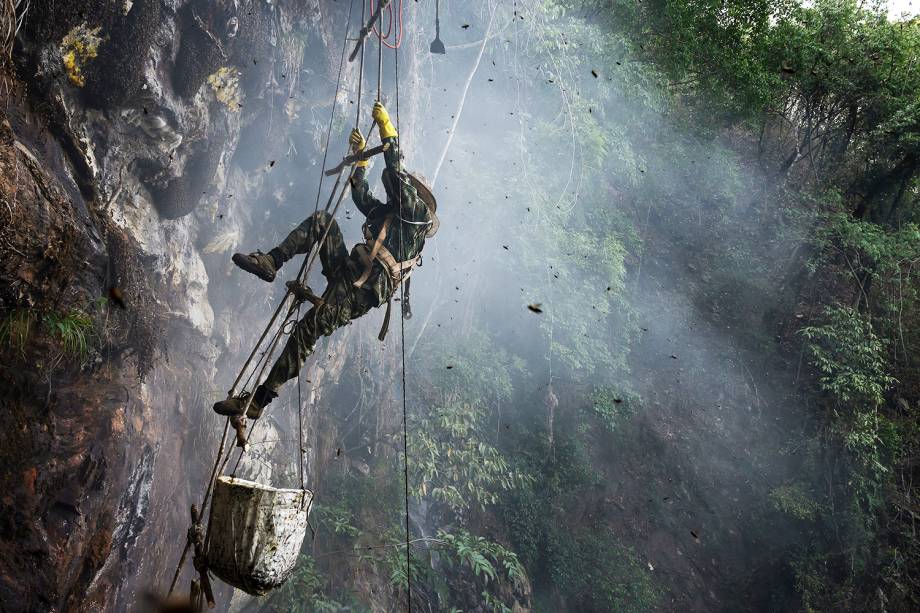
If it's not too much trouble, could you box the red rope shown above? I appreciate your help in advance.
[370,0,403,49]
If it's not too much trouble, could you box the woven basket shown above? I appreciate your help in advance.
[206,476,312,595]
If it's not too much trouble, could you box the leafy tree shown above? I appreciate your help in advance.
[800,305,895,408]
[411,402,531,517]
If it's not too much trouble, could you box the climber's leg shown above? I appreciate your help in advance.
[232,211,347,282]
[260,277,374,394]
[231,251,278,282]
[270,211,348,278]
[213,276,374,418]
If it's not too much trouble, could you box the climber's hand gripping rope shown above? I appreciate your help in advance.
[350,128,368,165]
[324,132,390,177]
[372,100,397,139]
[286,280,324,306]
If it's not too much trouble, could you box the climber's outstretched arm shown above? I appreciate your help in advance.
[373,101,403,174]
[382,135,401,173]
[348,128,388,217]
[350,166,388,217]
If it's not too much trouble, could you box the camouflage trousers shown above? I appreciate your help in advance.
[261,211,379,393]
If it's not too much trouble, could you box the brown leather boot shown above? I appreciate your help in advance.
[232,251,277,282]
[212,386,277,419]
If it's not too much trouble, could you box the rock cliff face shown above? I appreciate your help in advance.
[0,1,353,610]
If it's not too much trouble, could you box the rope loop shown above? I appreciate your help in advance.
[370,0,403,48]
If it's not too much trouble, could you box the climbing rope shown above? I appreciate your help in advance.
[296,343,306,490]
[377,2,384,100]
[394,31,413,611]
[166,1,370,598]
[371,0,404,49]
[226,155,363,477]
[356,0,368,126]
[166,0,418,604]
[314,0,357,212]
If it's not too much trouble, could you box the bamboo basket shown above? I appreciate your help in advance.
[206,476,312,595]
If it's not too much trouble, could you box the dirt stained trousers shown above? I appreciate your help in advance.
[260,211,385,395]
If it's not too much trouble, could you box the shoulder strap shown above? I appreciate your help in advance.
[353,215,392,289]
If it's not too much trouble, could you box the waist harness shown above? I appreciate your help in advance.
[353,215,421,340]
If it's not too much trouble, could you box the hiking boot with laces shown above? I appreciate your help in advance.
[232,251,277,282]
[213,392,261,419]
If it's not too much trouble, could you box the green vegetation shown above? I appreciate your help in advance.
[275,0,920,609]
[588,386,637,433]
[0,309,36,355]
[313,502,360,537]
[547,530,659,612]
[574,0,920,609]
[769,482,823,521]
[267,555,348,613]
[43,310,94,361]
[411,402,531,514]
[437,529,526,586]
[1,307,95,362]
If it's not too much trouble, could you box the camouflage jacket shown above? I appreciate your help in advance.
[350,136,431,262]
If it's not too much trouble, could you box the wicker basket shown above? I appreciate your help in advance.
[206,476,312,595]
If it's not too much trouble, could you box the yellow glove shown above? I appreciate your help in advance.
[372,101,398,140]
[349,128,368,167]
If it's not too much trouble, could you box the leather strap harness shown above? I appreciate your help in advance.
[353,215,422,340]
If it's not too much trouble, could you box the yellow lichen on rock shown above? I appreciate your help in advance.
[60,24,102,87]
[207,67,243,111]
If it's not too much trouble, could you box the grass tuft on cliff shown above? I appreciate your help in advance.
[0,309,36,355]
[1,307,95,362]
[43,309,94,359]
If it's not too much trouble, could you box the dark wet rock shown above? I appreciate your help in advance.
[0,0,371,610]
[0,84,170,610]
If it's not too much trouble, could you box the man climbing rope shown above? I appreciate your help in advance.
[213,101,438,419]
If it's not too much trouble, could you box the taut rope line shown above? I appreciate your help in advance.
[165,2,371,597]
[392,15,412,611]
